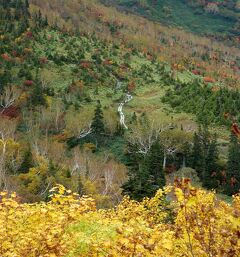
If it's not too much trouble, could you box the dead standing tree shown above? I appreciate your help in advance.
[0,118,17,190]
[0,86,20,114]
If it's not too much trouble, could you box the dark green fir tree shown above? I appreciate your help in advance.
[91,100,105,135]
[191,132,205,177]
[191,125,211,179]
[145,139,165,194]
[91,100,105,147]
[203,134,219,189]
[130,112,137,124]
[122,139,165,201]
[224,133,240,195]
[30,70,46,107]
[18,147,34,173]
[122,141,143,200]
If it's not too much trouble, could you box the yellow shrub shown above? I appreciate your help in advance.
[0,183,239,256]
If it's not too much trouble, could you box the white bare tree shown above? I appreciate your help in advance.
[65,107,93,139]
[127,120,170,155]
[0,118,17,190]
[0,86,21,113]
[161,129,192,169]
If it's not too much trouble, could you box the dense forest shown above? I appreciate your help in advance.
[0,0,239,256]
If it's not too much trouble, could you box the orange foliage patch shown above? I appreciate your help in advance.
[1,53,11,62]
[204,76,216,83]
[53,133,69,142]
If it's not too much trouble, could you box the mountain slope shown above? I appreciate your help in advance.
[102,0,240,40]
[29,0,240,88]
[1,4,240,257]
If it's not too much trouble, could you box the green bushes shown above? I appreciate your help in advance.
[163,81,240,125]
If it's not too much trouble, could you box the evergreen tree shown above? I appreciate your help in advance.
[24,0,30,17]
[30,70,46,107]
[2,0,11,9]
[224,133,240,195]
[191,125,211,179]
[14,0,23,20]
[139,112,149,126]
[115,122,124,136]
[43,16,48,27]
[145,139,165,193]
[203,134,219,189]
[122,141,142,200]
[25,0,29,8]
[122,139,165,201]
[191,132,205,177]
[91,100,105,135]
[18,148,34,173]
[130,112,137,124]
[190,125,221,190]
[123,160,150,201]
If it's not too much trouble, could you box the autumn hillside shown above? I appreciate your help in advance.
[102,0,240,40]
[0,1,240,256]
[29,0,240,88]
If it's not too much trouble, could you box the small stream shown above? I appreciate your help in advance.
[118,93,133,129]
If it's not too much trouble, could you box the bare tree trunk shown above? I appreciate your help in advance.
[163,154,167,170]
[0,141,7,190]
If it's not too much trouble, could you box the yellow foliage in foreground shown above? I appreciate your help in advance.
[0,183,239,257]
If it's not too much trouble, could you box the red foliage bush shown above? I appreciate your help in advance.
[0,106,20,118]
[192,69,201,75]
[165,164,177,173]
[231,123,240,137]
[80,60,92,69]
[24,80,34,86]
[12,51,18,57]
[25,31,33,38]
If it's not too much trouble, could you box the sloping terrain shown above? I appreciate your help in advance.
[0,0,239,203]
[29,0,240,88]
[0,1,240,256]
[102,0,240,40]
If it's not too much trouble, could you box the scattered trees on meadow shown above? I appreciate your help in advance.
[0,0,239,205]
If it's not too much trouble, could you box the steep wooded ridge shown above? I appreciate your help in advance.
[102,0,240,41]
[0,1,240,256]
[29,0,240,88]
